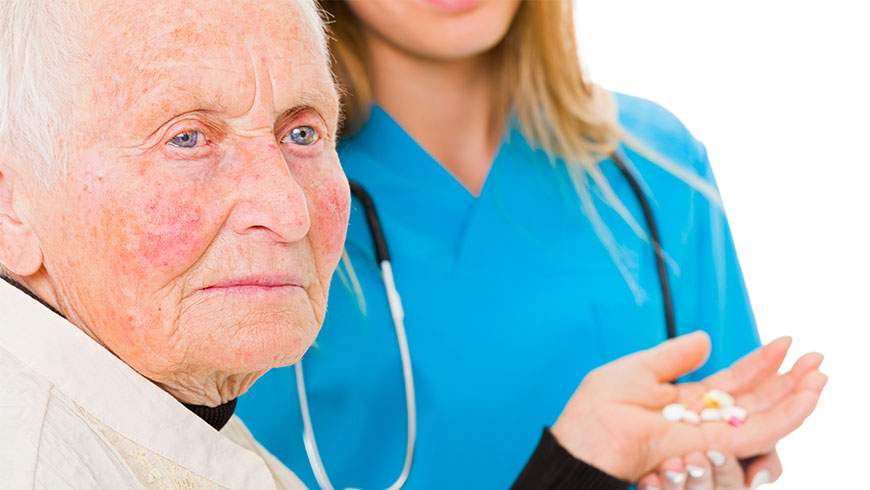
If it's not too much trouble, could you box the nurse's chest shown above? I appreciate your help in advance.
[381,200,670,378]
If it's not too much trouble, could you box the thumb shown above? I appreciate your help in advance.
[633,330,711,382]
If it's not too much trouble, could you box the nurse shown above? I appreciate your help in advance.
[240,1,779,488]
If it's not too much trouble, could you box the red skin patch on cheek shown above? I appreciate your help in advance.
[134,199,206,268]
[317,183,350,258]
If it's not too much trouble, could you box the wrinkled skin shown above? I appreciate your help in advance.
[0,0,349,405]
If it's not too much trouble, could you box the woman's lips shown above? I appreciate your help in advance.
[419,0,479,14]
[200,275,304,294]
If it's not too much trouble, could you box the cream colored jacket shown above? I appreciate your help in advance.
[0,279,305,489]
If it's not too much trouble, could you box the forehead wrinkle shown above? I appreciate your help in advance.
[269,53,341,131]
[230,44,338,129]
[162,81,225,109]
[238,42,274,126]
[117,82,229,144]
[81,0,336,139]
[134,51,256,109]
[139,21,230,56]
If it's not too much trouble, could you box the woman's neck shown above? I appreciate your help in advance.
[4,273,255,408]
[365,32,505,196]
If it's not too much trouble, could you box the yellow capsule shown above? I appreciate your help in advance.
[702,393,720,408]
[702,389,735,409]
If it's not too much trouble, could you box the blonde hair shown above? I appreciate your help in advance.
[321,0,719,301]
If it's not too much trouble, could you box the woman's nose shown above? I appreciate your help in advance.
[227,140,311,244]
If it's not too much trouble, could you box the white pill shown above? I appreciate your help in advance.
[662,403,686,422]
[723,406,748,421]
[682,410,701,424]
[700,408,722,422]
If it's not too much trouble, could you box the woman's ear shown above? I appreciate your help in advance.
[0,167,44,277]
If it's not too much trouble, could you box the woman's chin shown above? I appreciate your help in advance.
[177,306,320,375]
[228,320,317,372]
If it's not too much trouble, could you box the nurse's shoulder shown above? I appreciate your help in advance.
[336,136,378,177]
[609,92,726,288]
[613,91,712,179]
[335,106,408,182]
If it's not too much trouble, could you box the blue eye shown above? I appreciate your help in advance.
[282,126,319,146]
[168,130,204,148]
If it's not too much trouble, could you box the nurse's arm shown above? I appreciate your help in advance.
[514,332,826,486]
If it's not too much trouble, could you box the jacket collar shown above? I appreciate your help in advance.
[0,278,277,488]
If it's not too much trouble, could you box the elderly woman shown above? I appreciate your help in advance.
[0,0,345,487]
[0,1,826,489]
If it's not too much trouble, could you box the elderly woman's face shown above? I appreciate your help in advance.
[18,1,348,400]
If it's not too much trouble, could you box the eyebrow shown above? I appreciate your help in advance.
[131,81,338,143]
[273,87,340,133]
[285,86,339,114]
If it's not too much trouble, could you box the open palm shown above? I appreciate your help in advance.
[552,333,827,481]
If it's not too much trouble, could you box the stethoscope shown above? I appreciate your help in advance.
[295,151,676,490]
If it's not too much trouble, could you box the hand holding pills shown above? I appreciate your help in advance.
[550,332,827,482]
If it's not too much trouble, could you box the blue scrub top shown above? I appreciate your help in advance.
[238,92,760,489]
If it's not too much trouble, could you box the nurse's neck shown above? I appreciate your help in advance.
[365,31,505,196]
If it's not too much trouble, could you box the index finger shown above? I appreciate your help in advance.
[729,371,827,456]
[702,337,792,394]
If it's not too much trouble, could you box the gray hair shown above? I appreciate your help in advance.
[0,1,81,182]
[300,0,329,59]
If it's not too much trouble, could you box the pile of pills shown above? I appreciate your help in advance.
[661,389,748,427]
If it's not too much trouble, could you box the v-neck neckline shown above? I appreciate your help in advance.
[341,106,527,265]
[346,105,513,202]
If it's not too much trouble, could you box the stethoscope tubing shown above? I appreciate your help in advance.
[296,151,676,490]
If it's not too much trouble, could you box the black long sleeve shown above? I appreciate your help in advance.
[512,428,630,490]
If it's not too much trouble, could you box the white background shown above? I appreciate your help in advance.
[575,0,869,487]
[0,2,864,487]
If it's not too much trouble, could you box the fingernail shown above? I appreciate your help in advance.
[665,470,687,484]
[686,464,706,478]
[750,470,770,489]
[640,485,661,490]
[706,450,726,467]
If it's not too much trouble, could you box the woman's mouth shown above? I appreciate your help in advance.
[200,275,304,294]
[419,0,479,14]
